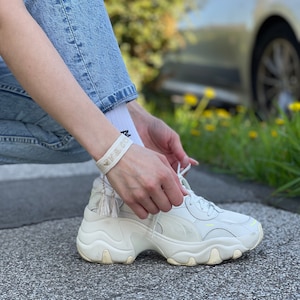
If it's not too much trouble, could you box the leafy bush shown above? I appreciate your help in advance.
[162,92,300,197]
[106,0,191,92]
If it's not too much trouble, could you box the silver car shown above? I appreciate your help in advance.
[161,0,300,118]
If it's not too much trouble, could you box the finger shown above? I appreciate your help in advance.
[178,155,199,169]
[129,203,149,220]
[139,197,160,215]
[169,154,195,171]
[149,188,173,212]
[169,135,190,166]
[161,173,184,207]
[170,156,199,173]
[123,188,160,218]
[158,155,188,200]
[189,157,199,166]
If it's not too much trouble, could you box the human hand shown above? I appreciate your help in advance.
[127,101,198,171]
[106,144,187,219]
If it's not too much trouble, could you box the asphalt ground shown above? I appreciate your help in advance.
[0,162,299,300]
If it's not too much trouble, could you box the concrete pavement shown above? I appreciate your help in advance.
[0,163,299,300]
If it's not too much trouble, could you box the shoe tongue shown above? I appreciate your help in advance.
[189,190,217,216]
[195,195,210,211]
[180,175,210,211]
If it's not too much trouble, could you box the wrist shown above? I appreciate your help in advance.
[95,134,133,175]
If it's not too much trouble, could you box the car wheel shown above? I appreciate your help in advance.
[252,22,300,119]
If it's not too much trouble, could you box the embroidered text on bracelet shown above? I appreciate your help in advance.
[96,134,133,175]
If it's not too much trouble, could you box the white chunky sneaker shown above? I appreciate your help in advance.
[77,165,263,266]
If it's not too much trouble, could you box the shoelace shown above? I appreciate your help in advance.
[178,163,217,217]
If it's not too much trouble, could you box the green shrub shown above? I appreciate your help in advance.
[106,0,191,92]
[165,93,300,197]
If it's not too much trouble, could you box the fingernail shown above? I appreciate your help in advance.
[190,158,199,165]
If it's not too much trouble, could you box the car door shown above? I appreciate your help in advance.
[171,0,256,89]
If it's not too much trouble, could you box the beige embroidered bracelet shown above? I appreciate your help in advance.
[96,134,133,175]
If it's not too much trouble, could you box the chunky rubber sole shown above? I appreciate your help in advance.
[76,208,264,266]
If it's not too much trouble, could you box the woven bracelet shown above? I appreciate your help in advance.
[96,134,133,175]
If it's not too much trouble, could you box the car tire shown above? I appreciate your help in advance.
[252,22,300,119]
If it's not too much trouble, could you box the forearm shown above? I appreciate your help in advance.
[0,0,186,218]
[0,0,120,160]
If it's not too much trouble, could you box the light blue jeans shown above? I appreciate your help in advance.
[0,0,138,164]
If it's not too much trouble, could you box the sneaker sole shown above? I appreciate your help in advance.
[77,209,264,266]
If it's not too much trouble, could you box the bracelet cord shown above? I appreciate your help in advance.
[96,134,133,175]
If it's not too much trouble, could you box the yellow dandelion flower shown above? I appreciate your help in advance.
[203,87,216,100]
[205,124,216,132]
[184,93,198,106]
[190,129,201,136]
[271,130,278,138]
[288,102,300,112]
[248,130,258,139]
[275,118,285,125]
[216,108,231,119]
[203,109,213,119]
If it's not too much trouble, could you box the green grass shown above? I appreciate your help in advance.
[145,93,300,197]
